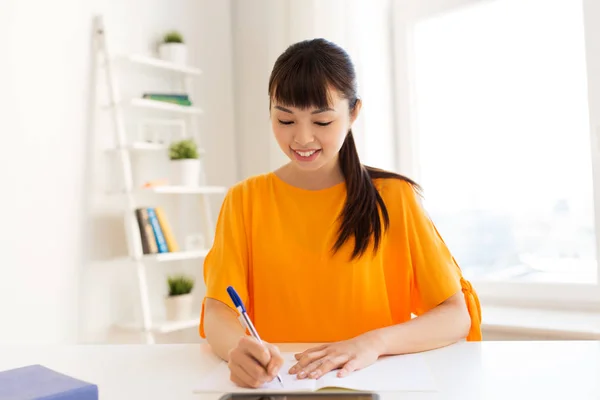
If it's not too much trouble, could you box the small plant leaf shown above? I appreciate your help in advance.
[167,274,194,296]
[163,31,184,44]
[169,139,199,160]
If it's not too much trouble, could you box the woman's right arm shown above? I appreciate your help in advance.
[203,298,246,361]
[204,298,284,388]
[200,185,250,353]
[199,185,284,387]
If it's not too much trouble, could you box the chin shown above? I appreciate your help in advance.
[292,161,326,171]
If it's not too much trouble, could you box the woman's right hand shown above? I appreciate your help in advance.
[228,336,284,388]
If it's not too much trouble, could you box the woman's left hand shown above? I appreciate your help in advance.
[288,332,385,379]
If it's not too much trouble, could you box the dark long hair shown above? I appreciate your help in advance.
[268,38,422,260]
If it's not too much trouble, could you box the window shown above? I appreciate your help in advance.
[393,0,600,306]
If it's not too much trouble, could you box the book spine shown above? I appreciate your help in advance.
[147,208,169,253]
[142,94,192,106]
[135,208,158,254]
[154,207,179,252]
[142,93,189,100]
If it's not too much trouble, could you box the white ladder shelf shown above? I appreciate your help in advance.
[92,15,225,344]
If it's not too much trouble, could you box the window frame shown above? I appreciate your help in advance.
[391,0,600,310]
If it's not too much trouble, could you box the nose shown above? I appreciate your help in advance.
[293,125,315,146]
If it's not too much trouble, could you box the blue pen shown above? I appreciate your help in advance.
[227,286,284,387]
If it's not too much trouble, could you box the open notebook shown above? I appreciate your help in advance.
[195,352,436,393]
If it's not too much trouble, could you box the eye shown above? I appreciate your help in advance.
[315,122,332,126]
[278,120,294,125]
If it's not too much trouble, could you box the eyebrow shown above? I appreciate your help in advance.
[274,105,335,114]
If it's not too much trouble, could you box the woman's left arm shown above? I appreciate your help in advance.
[374,290,471,354]
[289,291,470,380]
[290,180,478,380]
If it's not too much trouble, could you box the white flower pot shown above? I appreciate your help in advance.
[158,43,187,65]
[170,159,201,186]
[164,293,193,321]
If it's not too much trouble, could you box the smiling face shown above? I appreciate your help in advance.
[270,89,359,172]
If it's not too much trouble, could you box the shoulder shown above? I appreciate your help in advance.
[368,168,423,211]
[224,172,274,201]
[217,173,275,224]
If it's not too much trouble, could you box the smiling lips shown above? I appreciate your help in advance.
[295,149,318,157]
[292,148,322,161]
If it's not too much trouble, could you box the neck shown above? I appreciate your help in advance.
[280,156,344,190]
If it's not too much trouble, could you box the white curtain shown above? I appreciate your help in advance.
[232,0,399,178]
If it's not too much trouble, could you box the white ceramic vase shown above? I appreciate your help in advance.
[158,43,187,65]
[170,159,201,186]
[164,293,193,321]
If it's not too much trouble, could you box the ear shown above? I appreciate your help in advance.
[350,99,362,125]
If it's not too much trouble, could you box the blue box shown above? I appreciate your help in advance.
[0,364,98,400]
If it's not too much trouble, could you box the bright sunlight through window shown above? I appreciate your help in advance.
[412,0,597,284]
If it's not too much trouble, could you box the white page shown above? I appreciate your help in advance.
[314,353,437,392]
[194,352,436,393]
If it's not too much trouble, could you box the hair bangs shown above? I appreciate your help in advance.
[269,54,334,110]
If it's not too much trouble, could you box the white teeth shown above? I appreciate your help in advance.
[296,150,317,157]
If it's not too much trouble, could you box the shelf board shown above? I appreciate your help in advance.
[116,317,200,334]
[117,53,203,75]
[141,185,227,194]
[141,249,208,262]
[129,141,168,150]
[131,98,203,115]
[108,142,206,154]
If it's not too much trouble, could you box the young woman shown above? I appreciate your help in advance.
[200,38,481,388]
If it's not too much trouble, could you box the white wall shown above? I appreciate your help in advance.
[231,0,287,178]
[0,0,236,344]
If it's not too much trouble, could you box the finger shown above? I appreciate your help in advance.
[295,344,327,360]
[308,354,349,379]
[232,346,271,384]
[240,336,271,367]
[229,373,249,389]
[229,361,264,389]
[289,349,328,374]
[239,353,271,383]
[337,357,360,378]
[266,344,284,377]
[295,356,326,379]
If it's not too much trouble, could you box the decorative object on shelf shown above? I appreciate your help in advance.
[165,274,195,321]
[142,92,192,106]
[158,30,187,66]
[185,233,206,251]
[135,207,180,255]
[169,139,202,186]
[142,179,168,188]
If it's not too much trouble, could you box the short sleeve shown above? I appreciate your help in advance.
[199,185,250,338]
[400,181,482,340]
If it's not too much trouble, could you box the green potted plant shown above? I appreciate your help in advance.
[169,139,202,186]
[165,274,195,321]
[158,30,187,65]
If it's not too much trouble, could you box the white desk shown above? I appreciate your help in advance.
[0,341,598,400]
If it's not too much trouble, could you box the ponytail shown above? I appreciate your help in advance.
[334,130,387,259]
[335,130,420,260]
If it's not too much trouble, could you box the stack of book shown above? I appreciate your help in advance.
[142,92,192,106]
[135,207,180,254]
[0,364,98,399]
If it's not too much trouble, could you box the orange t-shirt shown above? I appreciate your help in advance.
[199,172,482,343]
